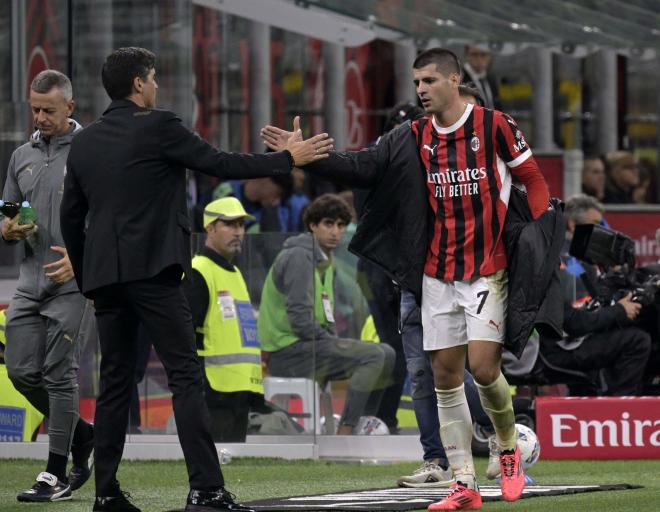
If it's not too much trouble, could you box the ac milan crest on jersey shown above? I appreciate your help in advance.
[411,104,532,281]
[470,134,480,152]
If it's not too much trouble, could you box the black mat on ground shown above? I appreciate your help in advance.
[245,483,641,511]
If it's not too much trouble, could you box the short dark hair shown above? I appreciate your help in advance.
[583,153,604,163]
[383,101,425,133]
[102,47,156,100]
[303,194,352,231]
[31,70,73,101]
[458,83,484,107]
[413,48,461,77]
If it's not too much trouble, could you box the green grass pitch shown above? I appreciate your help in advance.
[0,457,658,511]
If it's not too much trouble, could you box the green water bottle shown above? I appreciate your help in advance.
[19,201,37,225]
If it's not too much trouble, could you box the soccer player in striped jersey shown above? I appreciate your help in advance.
[261,47,549,511]
[413,48,548,510]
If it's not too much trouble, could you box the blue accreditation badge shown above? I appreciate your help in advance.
[235,301,260,348]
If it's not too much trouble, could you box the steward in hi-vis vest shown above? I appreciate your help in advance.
[0,309,44,441]
[184,197,264,442]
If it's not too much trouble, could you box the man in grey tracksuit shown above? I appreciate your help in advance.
[1,70,94,502]
[258,194,396,435]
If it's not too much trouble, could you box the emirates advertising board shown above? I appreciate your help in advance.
[536,397,660,459]
[606,211,660,267]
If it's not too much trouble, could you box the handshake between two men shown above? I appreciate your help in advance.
[264,116,329,163]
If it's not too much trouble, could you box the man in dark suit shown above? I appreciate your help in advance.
[462,45,501,110]
[60,47,331,512]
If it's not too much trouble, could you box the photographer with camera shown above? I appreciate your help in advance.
[539,194,652,396]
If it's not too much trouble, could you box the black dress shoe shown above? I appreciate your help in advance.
[93,491,141,511]
[70,424,94,491]
[185,488,255,511]
[68,462,92,492]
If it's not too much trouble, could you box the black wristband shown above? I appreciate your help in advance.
[283,149,295,169]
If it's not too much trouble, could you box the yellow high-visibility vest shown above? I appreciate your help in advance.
[0,310,44,441]
[193,255,263,394]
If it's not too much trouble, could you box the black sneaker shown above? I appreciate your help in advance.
[93,491,141,511]
[185,488,255,511]
[17,472,72,502]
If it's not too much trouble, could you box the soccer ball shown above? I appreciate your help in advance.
[516,423,541,469]
[354,416,390,435]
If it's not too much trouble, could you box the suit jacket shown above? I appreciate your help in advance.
[61,99,291,297]
[462,64,501,111]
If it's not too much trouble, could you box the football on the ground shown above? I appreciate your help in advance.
[516,423,541,469]
[354,416,390,435]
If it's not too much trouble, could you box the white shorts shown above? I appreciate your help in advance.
[422,270,507,351]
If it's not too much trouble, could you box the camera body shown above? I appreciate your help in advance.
[569,223,660,307]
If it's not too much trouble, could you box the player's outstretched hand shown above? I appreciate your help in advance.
[281,116,333,166]
[262,116,334,165]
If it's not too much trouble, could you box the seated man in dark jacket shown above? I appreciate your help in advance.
[540,194,651,395]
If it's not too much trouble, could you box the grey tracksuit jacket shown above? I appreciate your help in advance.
[2,120,82,299]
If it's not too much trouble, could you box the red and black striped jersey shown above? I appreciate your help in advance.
[411,103,533,282]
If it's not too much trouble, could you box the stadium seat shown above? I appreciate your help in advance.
[262,377,334,434]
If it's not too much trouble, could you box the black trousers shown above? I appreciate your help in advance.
[360,261,406,430]
[542,326,652,396]
[92,267,222,496]
[204,384,264,442]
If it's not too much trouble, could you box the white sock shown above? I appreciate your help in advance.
[436,385,476,488]
[475,372,517,450]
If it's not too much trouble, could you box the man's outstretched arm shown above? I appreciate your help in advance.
[261,116,386,189]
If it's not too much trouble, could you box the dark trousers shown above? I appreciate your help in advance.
[204,382,263,442]
[542,326,652,395]
[360,261,407,430]
[92,267,222,496]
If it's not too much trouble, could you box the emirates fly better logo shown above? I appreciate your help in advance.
[427,167,486,198]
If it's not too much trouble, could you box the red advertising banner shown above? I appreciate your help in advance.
[536,396,660,459]
[605,211,660,267]
[535,154,563,199]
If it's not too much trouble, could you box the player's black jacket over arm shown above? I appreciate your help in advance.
[504,187,565,358]
[61,99,291,296]
[305,122,432,301]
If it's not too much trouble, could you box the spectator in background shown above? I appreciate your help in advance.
[540,194,651,395]
[582,154,606,201]
[462,45,500,110]
[184,197,264,442]
[633,159,655,204]
[213,174,307,232]
[258,194,395,435]
[603,151,639,204]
